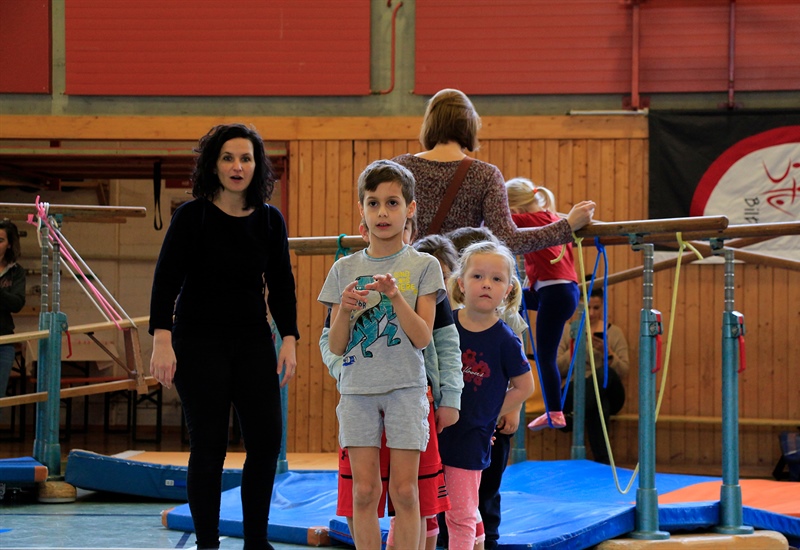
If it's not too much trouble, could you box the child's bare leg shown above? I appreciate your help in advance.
[346,517,355,546]
[388,448,421,550]
[349,446,383,550]
[386,516,426,550]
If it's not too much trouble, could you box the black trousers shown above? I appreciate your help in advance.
[174,326,282,550]
[562,368,625,464]
[478,431,512,549]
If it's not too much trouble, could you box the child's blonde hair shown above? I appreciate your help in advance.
[505,177,556,213]
[448,240,522,314]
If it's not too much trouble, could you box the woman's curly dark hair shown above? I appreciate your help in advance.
[191,123,277,210]
[0,219,21,263]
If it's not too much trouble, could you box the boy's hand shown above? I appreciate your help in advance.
[370,273,399,298]
[340,281,370,312]
[435,406,459,433]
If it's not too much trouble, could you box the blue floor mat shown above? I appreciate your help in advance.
[159,459,800,549]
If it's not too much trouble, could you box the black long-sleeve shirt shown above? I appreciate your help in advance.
[149,199,299,341]
[0,263,26,336]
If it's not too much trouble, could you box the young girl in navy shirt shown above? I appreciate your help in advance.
[437,240,534,549]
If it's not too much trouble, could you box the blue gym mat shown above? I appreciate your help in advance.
[0,456,48,484]
[64,449,243,501]
[163,459,800,548]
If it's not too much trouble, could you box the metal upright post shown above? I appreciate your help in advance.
[570,319,587,460]
[271,319,289,475]
[715,246,753,535]
[33,232,68,476]
[630,242,669,540]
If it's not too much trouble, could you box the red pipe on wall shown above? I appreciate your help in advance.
[631,1,641,110]
[372,1,404,95]
[727,0,737,109]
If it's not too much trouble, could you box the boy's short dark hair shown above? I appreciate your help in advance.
[357,159,415,206]
[445,226,500,255]
[413,234,459,273]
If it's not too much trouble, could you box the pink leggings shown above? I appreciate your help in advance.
[443,465,482,550]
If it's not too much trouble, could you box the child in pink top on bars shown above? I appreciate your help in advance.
[505,177,579,431]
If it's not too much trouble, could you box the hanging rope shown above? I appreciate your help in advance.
[572,231,701,494]
[334,233,351,261]
[574,233,637,494]
[654,232,703,418]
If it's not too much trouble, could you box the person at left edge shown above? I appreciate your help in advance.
[149,123,299,550]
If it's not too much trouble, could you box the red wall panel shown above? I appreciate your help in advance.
[415,0,632,96]
[415,0,799,96]
[0,0,51,94]
[640,0,800,93]
[64,0,370,96]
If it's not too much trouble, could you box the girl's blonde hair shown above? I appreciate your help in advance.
[448,240,522,314]
[505,177,556,213]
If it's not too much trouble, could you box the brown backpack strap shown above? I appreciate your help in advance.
[427,156,474,235]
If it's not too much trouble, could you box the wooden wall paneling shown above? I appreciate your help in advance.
[530,140,546,185]
[379,141,396,163]
[755,265,775,468]
[502,140,518,182]
[697,264,715,467]
[739,264,759,469]
[293,140,314,452]
[679,265,701,467]
[771,268,788,443]
[669,258,686,465]
[317,141,342,452]
[543,140,560,202]
[307,141,328,452]
[287,141,300,451]
[787,271,800,427]
[710,263,726,467]
[367,141,383,169]
[653,270,672,466]
[514,140,532,181]
[340,141,357,236]
[571,139,588,212]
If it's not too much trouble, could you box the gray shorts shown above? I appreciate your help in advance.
[337,386,430,451]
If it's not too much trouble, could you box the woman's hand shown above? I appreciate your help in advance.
[150,329,176,389]
[566,200,597,231]
[277,335,297,388]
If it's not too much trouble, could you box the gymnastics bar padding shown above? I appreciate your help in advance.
[64,449,242,500]
[164,470,340,545]
[0,456,48,483]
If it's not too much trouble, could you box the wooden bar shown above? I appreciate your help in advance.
[0,114,648,142]
[585,236,799,288]
[595,221,800,245]
[612,413,799,428]
[289,236,367,256]
[0,202,146,223]
[573,216,729,238]
[0,376,159,408]
[0,316,148,345]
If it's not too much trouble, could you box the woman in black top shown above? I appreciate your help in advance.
[149,124,299,550]
[0,219,26,398]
